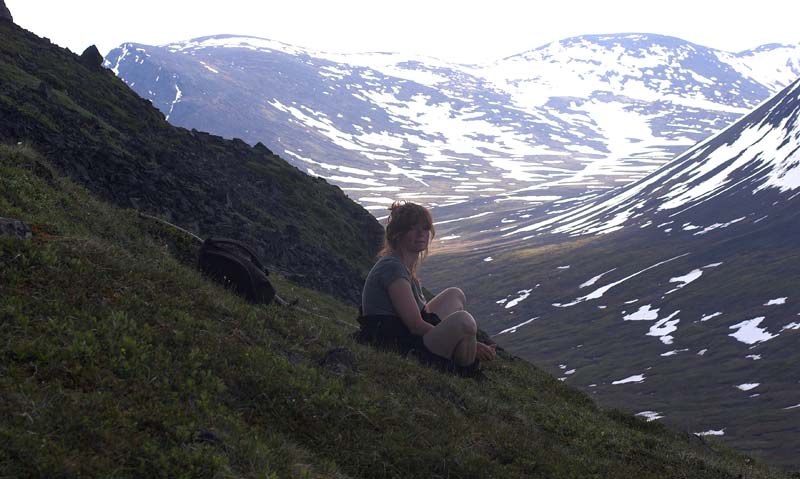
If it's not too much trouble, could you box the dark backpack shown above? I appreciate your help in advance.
[198,237,276,305]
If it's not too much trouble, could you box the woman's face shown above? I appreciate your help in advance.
[399,222,431,254]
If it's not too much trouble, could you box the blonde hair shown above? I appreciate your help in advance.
[379,201,435,278]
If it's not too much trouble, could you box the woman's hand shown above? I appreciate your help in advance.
[476,342,497,362]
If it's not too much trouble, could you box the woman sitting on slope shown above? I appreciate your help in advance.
[358,201,496,368]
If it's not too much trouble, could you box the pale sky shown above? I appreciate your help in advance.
[7,0,800,64]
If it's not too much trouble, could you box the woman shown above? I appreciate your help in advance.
[359,201,496,367]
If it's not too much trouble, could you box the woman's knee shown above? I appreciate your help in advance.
[446,310,477,336]
[444,287,466,308]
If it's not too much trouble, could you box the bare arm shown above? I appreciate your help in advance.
[387,278,434,337]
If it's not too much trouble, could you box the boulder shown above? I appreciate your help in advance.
[80,45,104,69]
[0,0,12,22]
[0,218,32,239]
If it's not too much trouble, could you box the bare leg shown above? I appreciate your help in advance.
[423,311,477,366]
[451,333,477,366]
[425,287,466,320]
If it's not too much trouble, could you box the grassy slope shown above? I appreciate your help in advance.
[1,145,789,478]
[0,20,383,303]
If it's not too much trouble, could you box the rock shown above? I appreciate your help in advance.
[318,347,356,374]
[0,0,12,22]
[0,218,32,239]
[253,142,273,155]
[80,45,104,69]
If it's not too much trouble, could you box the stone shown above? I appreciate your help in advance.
[80,45,104,69]
[0,218,32,239]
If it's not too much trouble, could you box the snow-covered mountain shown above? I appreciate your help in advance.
[105,34,800,224]
[425,78,800,467]
[500,77,800,239]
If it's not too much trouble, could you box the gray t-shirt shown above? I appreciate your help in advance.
[362,254,426,316]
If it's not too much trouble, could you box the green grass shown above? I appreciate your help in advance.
[1,144,790,478]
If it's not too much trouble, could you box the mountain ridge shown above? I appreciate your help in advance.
[499,77,800,239]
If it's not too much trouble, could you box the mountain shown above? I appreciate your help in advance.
[2,16,792,478]
[425,77,800,467]
[0,20,383,303]
[105,33,800,229]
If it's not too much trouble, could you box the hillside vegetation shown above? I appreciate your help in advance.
[0,20,382,303]
[1,143,790,478]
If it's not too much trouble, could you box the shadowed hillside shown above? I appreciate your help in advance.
[0,19,382,303]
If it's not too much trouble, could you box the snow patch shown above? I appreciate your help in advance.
[495,317,539,335]
[661,349,689,357]
[764,297,787,306]
[646,311,680,345]
[700,312,722,322]
[736,383,760,391]
[612,374,646,385]
[624,304,659,321]
[695,429,725,436]
[728,317,777,345]
[693,218,746,236]
[580,268,617,288]
[635,411,663,422]
[505,289,534,309]
[669,269,703,288]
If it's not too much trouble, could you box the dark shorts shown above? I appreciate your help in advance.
[355,309,440,354]
[353,309,481,378]
[421,309,442,325]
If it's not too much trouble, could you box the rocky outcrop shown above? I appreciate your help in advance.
[80,45,104,69]
[0,0,11,22]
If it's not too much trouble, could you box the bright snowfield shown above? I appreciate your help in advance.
[106,34,800,223]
